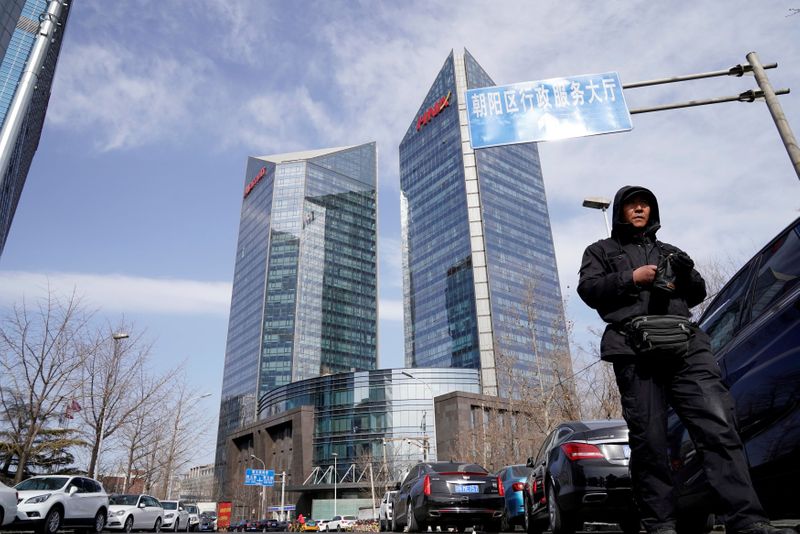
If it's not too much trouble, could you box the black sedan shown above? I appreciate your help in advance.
[667,216,800,532]
[392,461,504,533]
[524,420,638,534]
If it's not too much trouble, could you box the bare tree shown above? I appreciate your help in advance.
[0,291,95,482]
[115,366,172,492]
[158,377,213,499]
[80,324,163,477]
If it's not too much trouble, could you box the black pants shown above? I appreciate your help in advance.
[612,332,765,532]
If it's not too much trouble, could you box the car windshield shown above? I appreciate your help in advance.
[430,463,487,474]
[16,477,70,491]
[186,505,198,513]
[109,495,139,506]
[344,516,356,520]
[510,466,533,478]
[162,502,178,510]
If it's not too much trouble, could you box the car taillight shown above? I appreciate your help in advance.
[497,476,505,496]
[561,442,605,461]
[423,474,431,496]
[511,482,525,492]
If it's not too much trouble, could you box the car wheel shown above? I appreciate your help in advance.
[500,513,510,533]
[547,485,576,534]
[155,518,163,532]
[407,500,420,533]
[37,507,62,534]
[126,516,135,533]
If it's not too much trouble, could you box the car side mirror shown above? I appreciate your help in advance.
[526,456,535,467]
[68,486,79,496]
[139,502,146,508]
[179,507,185,511]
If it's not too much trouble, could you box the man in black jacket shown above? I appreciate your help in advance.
[577,186,791,534]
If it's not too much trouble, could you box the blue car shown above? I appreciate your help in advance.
[496,464,533,531]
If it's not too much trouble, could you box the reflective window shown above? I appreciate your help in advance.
[749,223,800,321]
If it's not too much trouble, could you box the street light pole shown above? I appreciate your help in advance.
[250,455,267,520]
[582,197,612,237]
[95,332,129,479]
[332,452,338,518]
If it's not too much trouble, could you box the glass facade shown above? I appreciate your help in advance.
[400,50,570,397]
[215,143,378,496]
[258,368,481,479]
[0,0,70,256]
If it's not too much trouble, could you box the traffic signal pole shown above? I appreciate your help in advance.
[747,52,800,181]
[622,53,799,182]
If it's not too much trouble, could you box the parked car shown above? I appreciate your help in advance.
[107,494,164,532]
[524,420,637,534]
[327,515,356,532]
[392,461,504,533]
[667,216,800,531]
[316,519,330,532]
[228,519,247,532]
[184,504,200,531]
[199,513,217,532]
[14,475,109,534]
[378,490,397,532]
[161,500,190,532]
[495,464,533,531]
[0,481,18,527]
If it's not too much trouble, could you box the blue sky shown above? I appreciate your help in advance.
[1,1,798,465]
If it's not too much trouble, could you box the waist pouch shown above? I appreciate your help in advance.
[625,315,694,356]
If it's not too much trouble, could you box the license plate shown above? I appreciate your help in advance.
[454,484,479,493]
[623,445,631,458]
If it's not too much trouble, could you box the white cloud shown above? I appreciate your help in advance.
[0,272,231,316]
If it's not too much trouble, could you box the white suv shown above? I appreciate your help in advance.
[327,515,356,532]
[378,491,397,532]
[0,481,18,526]
[15,475,109,534]
[161,500,190,531]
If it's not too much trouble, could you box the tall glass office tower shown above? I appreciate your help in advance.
[400,50,570,397]
[0,0,70,256]
[214,142,378,496]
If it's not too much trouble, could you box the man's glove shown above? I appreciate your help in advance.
[671,251,694,275]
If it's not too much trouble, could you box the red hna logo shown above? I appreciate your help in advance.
[416,90,452,131]
[244,166,267,198]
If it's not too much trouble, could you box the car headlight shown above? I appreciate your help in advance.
[166,513,174,518]
[113,510,127,516]
[26,494,52,504]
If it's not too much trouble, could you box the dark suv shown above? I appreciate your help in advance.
[667,216,800,529]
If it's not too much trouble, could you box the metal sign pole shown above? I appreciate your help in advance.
[747,51,800,181]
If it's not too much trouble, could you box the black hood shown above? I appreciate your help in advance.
[611,185,661,239]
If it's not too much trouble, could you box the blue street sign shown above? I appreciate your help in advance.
[466,72,632,149]
[244,468,275,486]
[267,506,296,511]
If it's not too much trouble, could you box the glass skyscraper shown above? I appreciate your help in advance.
[0,0,70,256]
[400,50,570,397]
[215,142,378,496]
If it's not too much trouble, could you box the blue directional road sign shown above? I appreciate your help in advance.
[466,72,632,149]
[244,468,275,486]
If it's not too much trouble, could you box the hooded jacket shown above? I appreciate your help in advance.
[577,185,707,359]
